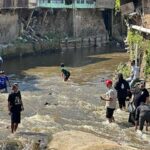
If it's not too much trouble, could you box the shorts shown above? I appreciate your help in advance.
[106,107,115,119]
[64,74,70,81]
[11,111,21,124]
[139,113,150,131]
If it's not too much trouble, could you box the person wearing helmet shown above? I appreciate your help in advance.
[8,83,24,133]
[60,63,70,81]
[100,80,117,123]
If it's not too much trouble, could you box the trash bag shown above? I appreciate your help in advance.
[127,101,136,113]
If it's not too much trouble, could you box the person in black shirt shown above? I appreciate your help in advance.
[8,83,24,133]
[60,63,70,81]
[114,73,130,110]
[135,101,150,131]
[133,81,149,108]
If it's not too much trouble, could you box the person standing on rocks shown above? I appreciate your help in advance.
[60,63,70,81]
[114,73,130,110]
[100,80,117,123]
[126,60,140,87]
[8,83,24,133]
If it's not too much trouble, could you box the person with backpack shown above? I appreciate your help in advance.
[60,63,70,81]
[114,73,130,110]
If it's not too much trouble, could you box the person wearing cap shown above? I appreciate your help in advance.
[114,73,130,110]
[100,80,117,123]
[8,83,24,133]
[60,63,70,81]
[0,71,11,93]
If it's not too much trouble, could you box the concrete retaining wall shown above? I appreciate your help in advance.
[0,14,19,44]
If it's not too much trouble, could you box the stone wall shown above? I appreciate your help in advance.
[44,9,73,37]
[0,9,109,58]
[32,9,107,39]
[0,14,19,44]
[73,9,107,38]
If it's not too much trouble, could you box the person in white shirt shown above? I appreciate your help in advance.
[100,80,117,123]
[127,60,140,87]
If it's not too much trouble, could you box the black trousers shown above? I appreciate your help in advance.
[128,111,135,125]
[118,97,126,109]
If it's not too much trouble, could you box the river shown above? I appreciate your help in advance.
[0,46,149,149]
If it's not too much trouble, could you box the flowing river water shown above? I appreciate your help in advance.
[0,46,150,149]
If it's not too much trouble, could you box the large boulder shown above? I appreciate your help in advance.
[48,130,136,150]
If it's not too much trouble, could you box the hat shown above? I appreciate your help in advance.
[105,80,112,86]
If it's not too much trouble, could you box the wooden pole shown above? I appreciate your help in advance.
[42,9,49,25]
[26,10,34,29]
[135,43,138,67]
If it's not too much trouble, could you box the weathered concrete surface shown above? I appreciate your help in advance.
[0,14,19,43]
[73,10,107,37]
[143,14,150,29]
[48,130,137,150]
[0,9,108,58]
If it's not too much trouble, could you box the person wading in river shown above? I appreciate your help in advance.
[114,73,130,110]
[0,71,11,93]
[100,80,117,123]
[135,100,150,132]
[8,83,24,133]
[60,63,70,81]
[128,81,149,125]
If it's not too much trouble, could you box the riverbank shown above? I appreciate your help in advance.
[0,36,110,59]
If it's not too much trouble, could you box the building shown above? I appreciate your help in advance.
[37,0,114,9]
[0,0,37,9]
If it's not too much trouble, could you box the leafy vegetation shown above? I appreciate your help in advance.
[116,63,130,78]
[115,0,121,14]
[145,42,150,75]
[126,30,150,77]
[127,30,143,60]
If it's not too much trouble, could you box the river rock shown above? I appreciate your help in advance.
[48,130,136,150]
